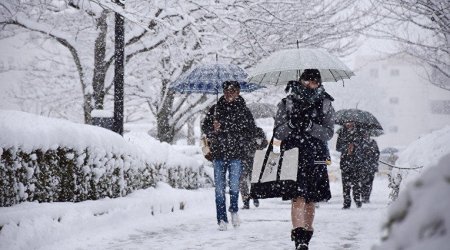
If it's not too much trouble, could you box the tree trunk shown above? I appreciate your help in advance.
[156,90,175,143]
[92,10,108,110]
[187,116,196,145]
[83,93,93,124]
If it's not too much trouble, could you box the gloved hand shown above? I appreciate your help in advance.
[288,115,313,131]
[292,100,313,114]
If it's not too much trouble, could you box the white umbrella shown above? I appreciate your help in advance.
[248,48,355,86]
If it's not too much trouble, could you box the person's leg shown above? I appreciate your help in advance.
[360,169,371,202]
[247,156,260,207]
[213,159,228,224]
[341,171,352,208]
[239,158,251,209]
[228,159,242,213]
[291,197,315,230]
[351,170,362,207]
[366,172,376,202]
[291,197,315,249]
[304,202,316,230]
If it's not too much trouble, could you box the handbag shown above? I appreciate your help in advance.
[250,137,299,199]
[200,135,213,161]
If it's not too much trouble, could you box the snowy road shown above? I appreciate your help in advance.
[0,177,389,250]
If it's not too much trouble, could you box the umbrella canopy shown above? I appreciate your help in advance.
[170,63,263,94]
[335,109,383,131]
[248,48,355,86]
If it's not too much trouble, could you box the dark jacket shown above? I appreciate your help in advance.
[274,90,335,160]
[243,126,268,159]
[336,127,367,172]
[201,96,257,160]
[361,138,380,173]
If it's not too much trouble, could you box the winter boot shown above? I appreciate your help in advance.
[231,212,240,228]
[291,227,314,250]
[242,200,250,209]
[218,220,227,231]
[356,201,362,208]
[253,198,260,208]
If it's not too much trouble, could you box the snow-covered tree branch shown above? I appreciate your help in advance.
[368,0,450,91]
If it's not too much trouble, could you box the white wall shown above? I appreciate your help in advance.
[352,54,450,148]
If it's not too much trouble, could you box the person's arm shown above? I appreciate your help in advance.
[273,99,292,141]
[201,105,216,138]
[336,132,346,153]
[308,98,335,141]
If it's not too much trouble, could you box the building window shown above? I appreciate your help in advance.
[389,126,398,133]
[390,69,400,76]
[430,100,450,115]
[389,97,399,104]
[370,68,378,78]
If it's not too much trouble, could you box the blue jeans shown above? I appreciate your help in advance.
[213,159,242,224]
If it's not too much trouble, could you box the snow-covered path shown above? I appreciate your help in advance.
[20,177,390,250]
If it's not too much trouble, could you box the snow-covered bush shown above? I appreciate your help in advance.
[387,126,450,202]
[0,146,155,206]
[0,111,210,207]
[375,153,450,249]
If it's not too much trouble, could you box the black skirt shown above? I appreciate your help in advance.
[281,137,332,203]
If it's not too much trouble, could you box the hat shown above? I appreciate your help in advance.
[300,69,321,83]
[222,81,240,90]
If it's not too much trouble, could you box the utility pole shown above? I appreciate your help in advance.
[113,0,125,135]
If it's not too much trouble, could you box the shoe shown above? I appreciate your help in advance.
[218,220,227,231]
[253,199,259,208]
[242,200,250,209]
[231,212,240,228]
[342,205,350,209]
[356,201,362,208]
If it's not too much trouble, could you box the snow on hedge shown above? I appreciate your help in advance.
[375,153,450,249]
[389,126,450,193]
[374,126,450,249]
[0,110,210,206]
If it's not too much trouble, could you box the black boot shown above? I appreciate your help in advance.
[242,200,250,209]
[291,227,314,250]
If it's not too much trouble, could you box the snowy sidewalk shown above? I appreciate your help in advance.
[0,177,390,250]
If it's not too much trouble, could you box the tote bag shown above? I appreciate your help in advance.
[250,137,299,199]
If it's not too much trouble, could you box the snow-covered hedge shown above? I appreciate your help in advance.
[375,153,450,249]
[0,111,211,207]
[387,126,450,201]
[0,146,155,206]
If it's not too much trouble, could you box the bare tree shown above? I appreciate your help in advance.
[223,0,376,67]
[0,0,375,143]
[368,0,450,91]
[0,0,231,142]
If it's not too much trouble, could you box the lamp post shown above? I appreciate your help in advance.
[113,0,125,135]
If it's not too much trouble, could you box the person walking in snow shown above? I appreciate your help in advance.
[336,122,366,209]
[360,134,380,203]
[240,126,268,209]
[273,69,334,250]
[201,80,257,231]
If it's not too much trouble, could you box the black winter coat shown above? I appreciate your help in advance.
[201,96,257,160]
[336,127,367,172]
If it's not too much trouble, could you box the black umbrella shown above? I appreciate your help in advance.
[335,109,383,130]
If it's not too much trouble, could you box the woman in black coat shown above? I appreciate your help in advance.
[273,69,334,250]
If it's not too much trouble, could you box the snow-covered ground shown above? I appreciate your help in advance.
[0,176,390,250]
[1,112,449,250]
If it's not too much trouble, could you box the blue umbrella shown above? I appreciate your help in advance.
[170,63,263,95]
